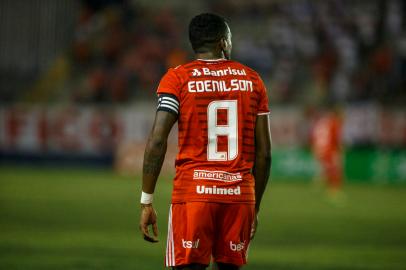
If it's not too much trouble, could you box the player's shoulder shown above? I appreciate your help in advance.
[164,61,199,79]
[166,64,186,75]
[169,60,200,72]
[161,63,192,84]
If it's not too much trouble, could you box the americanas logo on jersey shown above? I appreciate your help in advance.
[191,67,246,77]
[193,170,242,183]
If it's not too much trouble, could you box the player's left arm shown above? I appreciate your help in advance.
[251,114,272,240]
[139,110,177,243]
[251,74,272,239]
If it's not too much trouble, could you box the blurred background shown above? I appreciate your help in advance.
[0,0,405,269]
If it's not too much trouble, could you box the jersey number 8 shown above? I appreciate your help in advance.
[207,100,238,161]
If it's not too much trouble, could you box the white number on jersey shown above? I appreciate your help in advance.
[207,100,238,161]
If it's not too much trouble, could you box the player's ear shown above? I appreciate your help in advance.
[220,37,228,50]
[220,37,231,60]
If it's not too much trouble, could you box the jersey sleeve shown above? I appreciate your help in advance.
[156,68,181,115]
[257,76,270,115]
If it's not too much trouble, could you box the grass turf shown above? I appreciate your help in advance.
[0,166,406,269]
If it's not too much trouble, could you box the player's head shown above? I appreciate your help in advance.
[189,13,232,60]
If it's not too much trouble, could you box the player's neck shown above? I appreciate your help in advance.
[195,51,225,61]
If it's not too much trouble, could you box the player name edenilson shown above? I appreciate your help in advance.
[188,67,253,93]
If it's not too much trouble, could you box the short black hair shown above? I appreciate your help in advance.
[189,13,228,53]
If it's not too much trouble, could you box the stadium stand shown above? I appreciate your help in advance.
[1,0,404,105]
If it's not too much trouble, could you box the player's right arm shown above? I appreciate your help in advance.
[139,110,177,243]
[139,67,181,243]
[251,114,272,239]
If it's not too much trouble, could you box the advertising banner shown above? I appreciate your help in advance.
[0,103,405,182]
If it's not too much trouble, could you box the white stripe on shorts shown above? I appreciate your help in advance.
[166,205,175,266]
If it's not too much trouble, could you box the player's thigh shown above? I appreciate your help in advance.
[212,203,255,266]
[167,202,215,267]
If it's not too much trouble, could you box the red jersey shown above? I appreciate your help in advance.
[157,58,270,203]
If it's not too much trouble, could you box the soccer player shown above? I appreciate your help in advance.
[311,106,343,198]
[139,13,272,270]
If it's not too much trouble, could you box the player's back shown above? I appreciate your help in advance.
[157,59,269,203]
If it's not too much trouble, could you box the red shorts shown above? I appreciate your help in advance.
[165,202,255,267]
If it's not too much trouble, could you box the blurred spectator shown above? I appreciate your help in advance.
[0,0,404,105]
[310,105,344,200]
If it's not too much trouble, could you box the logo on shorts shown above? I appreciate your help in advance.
[196,185,241,195]
[230,241,245,252]
[182,238,200,249]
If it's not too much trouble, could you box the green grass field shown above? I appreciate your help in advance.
[1,165,406,270]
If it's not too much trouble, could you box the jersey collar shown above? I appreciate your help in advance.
[196,58,227,62]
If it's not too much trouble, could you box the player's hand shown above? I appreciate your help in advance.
[139,204,159,243]
[250,214,258,240]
